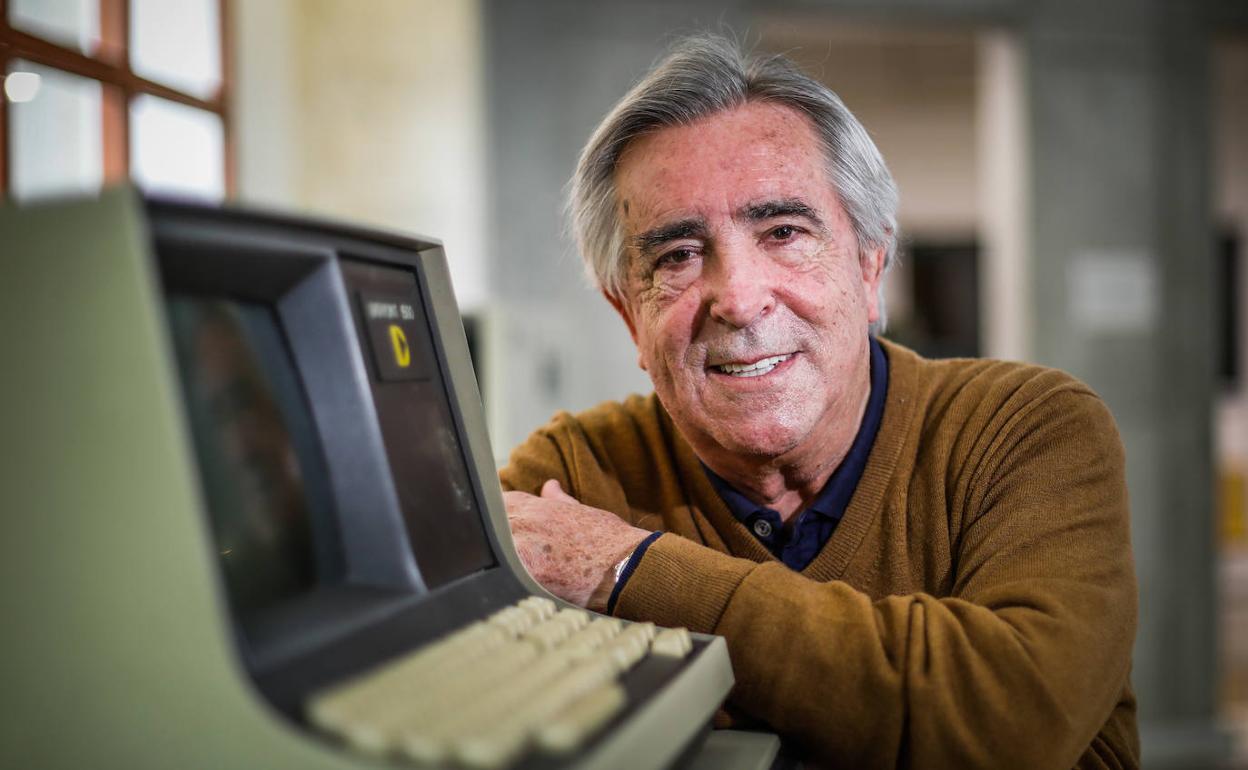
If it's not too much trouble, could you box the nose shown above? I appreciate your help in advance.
[706,243,775,329]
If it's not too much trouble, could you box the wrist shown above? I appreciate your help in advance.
[612,553,630,583]
[604,532,664,615]
[588,553,629,613]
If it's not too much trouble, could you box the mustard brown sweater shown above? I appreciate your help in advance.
[500,340,1138,769]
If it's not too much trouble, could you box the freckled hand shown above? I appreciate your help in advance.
[504,480,650,612]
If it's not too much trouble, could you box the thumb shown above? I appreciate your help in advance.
[540,478,577,502]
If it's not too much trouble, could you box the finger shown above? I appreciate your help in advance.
[540,478,577,502]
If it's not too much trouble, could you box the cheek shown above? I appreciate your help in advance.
[631,316,663,374]
[636,323,670,377]
[636,295,696,359]
[785,267,868,332]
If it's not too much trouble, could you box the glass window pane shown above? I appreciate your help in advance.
[7,61,103,202]
[130,94,225,201]
[130,0,222,100]
[8,0,101,56]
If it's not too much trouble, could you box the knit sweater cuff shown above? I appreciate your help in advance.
[612,534,755,634]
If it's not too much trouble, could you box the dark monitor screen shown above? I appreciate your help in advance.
[341,259,495,588]
[167,297,342,619]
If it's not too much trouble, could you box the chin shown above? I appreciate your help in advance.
[704,415,811,459]
[661,382,822,459]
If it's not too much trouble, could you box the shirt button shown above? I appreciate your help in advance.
[753,519,773,538]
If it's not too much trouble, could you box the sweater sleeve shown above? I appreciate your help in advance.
[614,387,1137,769]
[498,419,572,496]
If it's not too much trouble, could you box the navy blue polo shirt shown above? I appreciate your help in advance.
[608,338,889,613]
[704,336,888,571]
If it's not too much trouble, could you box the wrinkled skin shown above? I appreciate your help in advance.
[505,480,647,612]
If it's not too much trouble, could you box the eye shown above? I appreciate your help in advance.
[768,224,800,242]
[646,246,703,292]
[655,247,697,268]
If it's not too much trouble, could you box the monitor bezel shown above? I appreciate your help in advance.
[147,199,532,702]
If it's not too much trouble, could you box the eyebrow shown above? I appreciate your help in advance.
[629,198,827,257]
[631,218,708,256]
[739,198,826,231]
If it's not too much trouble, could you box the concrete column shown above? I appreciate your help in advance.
[976,30,1031,362]
[1023,0,1226,765]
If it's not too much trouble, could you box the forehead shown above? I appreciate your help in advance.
[614,101,831,225]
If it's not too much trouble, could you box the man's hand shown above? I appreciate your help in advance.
[504,480,651,612]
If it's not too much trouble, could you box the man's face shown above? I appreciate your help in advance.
[610,101,885,465]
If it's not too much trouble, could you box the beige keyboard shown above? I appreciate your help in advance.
[306,596,694,768]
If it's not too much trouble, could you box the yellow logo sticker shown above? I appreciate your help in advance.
[389,324,411,368]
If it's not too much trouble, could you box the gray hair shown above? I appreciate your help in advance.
[569,33,900,333]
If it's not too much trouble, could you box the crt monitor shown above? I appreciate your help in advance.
[148,195,550,702]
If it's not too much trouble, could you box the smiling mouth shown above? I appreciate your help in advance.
[710,353,794,378]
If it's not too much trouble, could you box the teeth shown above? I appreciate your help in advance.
[715,354,791,378]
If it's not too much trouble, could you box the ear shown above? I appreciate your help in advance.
[603,289,639,343]
[859,243,887,325]
[603,290,648,372]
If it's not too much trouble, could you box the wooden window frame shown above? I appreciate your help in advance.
[0,0,232,199]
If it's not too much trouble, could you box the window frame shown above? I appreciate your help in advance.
[0,0,233,199]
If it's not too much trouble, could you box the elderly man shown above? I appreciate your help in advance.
[501,35,1137,769]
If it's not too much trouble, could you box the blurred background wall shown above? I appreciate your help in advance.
[3,0,1246,766]
[233,0,488,310]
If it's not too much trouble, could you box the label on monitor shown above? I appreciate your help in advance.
[359,292,433,381]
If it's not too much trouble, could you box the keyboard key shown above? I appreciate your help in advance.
[561,618,622,661]
[536,683,627,753]
[602,633,649,672]
[652,627,693,658]
[488,606,537,636]
[552,607,591,630]
[453,724,530,769]
[518,595,556,619]
[619,621,656,644]
[525,617,577,650]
